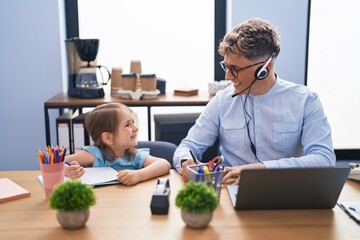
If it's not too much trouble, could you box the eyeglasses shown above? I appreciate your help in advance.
[219,60,265,78]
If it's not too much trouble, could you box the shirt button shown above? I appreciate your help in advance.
[284,127,288,131]
[256,108,260,113]
[256,128,261,133]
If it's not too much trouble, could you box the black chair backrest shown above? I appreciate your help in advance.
[137,141,177,168]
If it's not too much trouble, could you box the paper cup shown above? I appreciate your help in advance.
[122,73,138,91]
[40,162,65,199]
[130,60,142,74]
[111,67,123,93]
[140,74,157,91]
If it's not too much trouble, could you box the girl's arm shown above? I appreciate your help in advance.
[117,155,171,185]
[65,150,95,167]
[64,150,96,179]
[141,155,171,179]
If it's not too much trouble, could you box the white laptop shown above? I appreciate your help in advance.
[227,167,350,210]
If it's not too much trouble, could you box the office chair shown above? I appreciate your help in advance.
[154,113,220,162]
[137,141,177,168]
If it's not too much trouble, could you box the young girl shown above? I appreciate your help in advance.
[65,102,171,186]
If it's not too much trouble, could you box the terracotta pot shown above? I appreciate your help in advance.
[181,210,213,229]
[56,210,89,229]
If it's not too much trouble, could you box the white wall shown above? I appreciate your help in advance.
[307,0,360,149]
[78,0,214,95]
[0,0,64,170]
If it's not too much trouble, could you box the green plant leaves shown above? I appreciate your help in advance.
[175,181,218,214]
[49,181,96,212]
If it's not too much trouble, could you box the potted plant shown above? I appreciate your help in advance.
[175,181,218,229]
[49,180,96,229]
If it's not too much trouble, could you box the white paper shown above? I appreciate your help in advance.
[338,202,360,224]
[37,167,119,187]
[78,167,118,185]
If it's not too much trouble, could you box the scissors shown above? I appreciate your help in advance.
[207,156,223,172]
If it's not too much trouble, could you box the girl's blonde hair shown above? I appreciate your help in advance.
[85,102,137,161]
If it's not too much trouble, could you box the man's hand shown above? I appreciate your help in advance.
[180,159,197,182]
[223,166,242,183]
[223,162,265,185]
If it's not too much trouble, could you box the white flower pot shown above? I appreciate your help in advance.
[56,210,89,229]
[181,210,213,229]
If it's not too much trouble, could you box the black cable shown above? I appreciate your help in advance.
[241,87,260,163]
[231,78,257,98]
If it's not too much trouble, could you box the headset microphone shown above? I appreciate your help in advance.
[231,78,257,97]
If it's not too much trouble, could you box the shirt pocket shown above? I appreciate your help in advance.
[273,121,300,152]
[221,118,246,148]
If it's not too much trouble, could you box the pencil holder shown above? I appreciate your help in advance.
[40,162,65,199]
[187,163,224,201]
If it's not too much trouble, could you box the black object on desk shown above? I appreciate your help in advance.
[156,78,166,94]
[150,178,170,215]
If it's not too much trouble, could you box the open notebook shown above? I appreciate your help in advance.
[227,167,350,210]
[37,167,120,187]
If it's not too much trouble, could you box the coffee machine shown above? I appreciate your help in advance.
[65,38,110,98]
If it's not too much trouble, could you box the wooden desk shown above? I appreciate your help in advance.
[1,170,360,240]
[44,92,212,145]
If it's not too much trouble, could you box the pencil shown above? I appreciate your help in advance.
[37,149,44,163]
[189,150,199,164]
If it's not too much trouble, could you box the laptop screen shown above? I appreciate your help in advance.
[227,167,350,210]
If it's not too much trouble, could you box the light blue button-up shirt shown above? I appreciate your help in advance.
[173,77,336,173]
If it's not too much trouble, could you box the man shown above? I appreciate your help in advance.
[173,18,335,184]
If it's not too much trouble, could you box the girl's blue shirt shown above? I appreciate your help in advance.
[82,146,149,170]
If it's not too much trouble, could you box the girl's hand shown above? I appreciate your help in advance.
[65,161,85,179]
[117,170,140,186]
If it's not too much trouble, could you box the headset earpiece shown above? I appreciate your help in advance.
[255,66,268,80]
[255,52,275,80]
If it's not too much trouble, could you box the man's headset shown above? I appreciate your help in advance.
[231,52,276,162]
[231,52,276,98]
